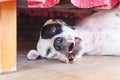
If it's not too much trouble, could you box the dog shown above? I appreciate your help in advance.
[27,6,120,63]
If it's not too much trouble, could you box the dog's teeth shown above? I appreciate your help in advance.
[73,42,75,46]
[69,51,73,53]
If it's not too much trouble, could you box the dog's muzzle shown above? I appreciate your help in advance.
[54,37,81,62]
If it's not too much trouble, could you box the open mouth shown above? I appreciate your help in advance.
[68,43,74,52]
[67,37,81,62]
[68,42,75,61]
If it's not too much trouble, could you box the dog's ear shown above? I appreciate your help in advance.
[41,23,63,39]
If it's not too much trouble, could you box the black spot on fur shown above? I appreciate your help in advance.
[41,23,63,39]
[36,55,42,59]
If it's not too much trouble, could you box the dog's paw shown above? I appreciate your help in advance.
[27,49,41,60]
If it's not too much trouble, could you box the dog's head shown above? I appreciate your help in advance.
[37,19,83,63]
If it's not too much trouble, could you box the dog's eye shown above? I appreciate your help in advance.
[46,48,51,56]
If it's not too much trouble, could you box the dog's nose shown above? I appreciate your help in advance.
[54,37,67,51]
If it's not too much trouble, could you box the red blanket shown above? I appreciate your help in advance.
[71,0,119,9]
[28,0,60,8]
[28,0,119,9]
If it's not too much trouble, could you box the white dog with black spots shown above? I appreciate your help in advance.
[27,5,120,63]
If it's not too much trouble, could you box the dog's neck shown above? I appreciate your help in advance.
[75,27,103,54]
